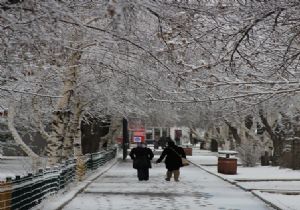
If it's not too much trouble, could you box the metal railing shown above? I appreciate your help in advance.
[0,147,117,210]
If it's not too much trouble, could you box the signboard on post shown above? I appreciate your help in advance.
[133,136,142,143]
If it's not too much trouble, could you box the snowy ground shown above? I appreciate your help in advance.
[200,165,300,181]
[190,150,300,210]
[0,156,34,180]
[3,148,300,209]
[60,157,271,210]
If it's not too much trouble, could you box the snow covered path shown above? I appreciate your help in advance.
[62,158,272,210]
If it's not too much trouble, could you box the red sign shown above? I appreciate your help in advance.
[133,131,145,136]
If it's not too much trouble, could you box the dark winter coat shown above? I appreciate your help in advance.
[156,145,186,170]
[129,147,154,169]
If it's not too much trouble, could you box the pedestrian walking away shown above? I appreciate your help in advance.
[129,142,154,181]
[156,138,186,182]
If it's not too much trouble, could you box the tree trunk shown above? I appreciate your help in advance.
[74,119,83,157]
[65,99,84,158]
[190,127,202,140]
[224,119,241,146]
[46,110,70,165]
[259,109,282,166]
[32,95,50,141]
[100,116,122,149]
[62,111,74,159]
[272,138,284,166]
[46,51,81,166]
[7,102,38,158]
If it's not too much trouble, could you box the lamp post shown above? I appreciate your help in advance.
[122,118,129,160]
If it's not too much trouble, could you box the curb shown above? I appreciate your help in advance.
[235,178,300,182]
[56,159,119,210]
[251,191,284,210]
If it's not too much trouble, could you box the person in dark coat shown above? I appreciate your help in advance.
[156,139,186,182]
[129,143,154,181]
[159,136,167,149]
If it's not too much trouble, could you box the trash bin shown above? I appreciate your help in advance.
[183,147,192,156]
[260,151,270,166]
[217,150,238,175]
[200,142,205,149]
[218,157,237,174]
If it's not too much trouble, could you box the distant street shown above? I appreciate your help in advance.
[62,157,272,210]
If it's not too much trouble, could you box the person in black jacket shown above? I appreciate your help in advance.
[156,139,186,182]
[129,143,154,181]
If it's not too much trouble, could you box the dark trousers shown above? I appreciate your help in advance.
[137,168,149,181]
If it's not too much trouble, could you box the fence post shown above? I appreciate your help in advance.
[0,177,12,210]
[76,156,86,181]
[13,175,21,209]
[90,153,94,170]
[37,169,44,204]
[27,173,34,209]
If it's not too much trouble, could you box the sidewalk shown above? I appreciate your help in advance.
[59,156,272,210]
[33,147,300,210]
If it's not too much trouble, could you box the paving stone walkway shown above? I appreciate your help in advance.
[62,158,273,210]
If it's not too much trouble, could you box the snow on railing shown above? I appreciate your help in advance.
[0,147,117,210]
